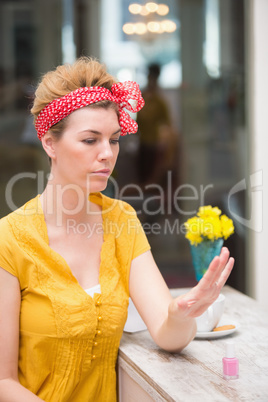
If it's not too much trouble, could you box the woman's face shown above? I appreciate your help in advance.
[47,106,120,193]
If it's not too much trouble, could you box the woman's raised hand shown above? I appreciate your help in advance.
[169,247,234,320]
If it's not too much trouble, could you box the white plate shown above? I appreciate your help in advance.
[194,321,240,339]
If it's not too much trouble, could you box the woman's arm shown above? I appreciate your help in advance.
[0,267,44,402]
[129,247,234,352]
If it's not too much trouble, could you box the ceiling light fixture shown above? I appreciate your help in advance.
[157,4,169,16]
[128,2,170,16]
[145,2,159,13]
[125,2,176,36]
[129,3,143,14]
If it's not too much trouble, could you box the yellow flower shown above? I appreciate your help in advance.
[184,217,203,245]
[202,216,222,241]
[198,205,221,218]
[185,231,203,245]
[221,215,235,240]
[184,205,235,244]
[185,217,201,233]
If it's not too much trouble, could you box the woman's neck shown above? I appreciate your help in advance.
[40,181,101,228]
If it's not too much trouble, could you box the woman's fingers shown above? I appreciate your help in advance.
[217,256,235,288]
[200,256,221,288]
[171,247,235,319]
[200,247,231,288]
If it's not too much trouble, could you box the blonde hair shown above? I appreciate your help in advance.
[31,57,117,137]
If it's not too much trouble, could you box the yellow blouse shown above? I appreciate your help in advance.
[0,193,150,402]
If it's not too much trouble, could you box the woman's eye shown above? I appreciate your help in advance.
[82,138,120,145]
[83,139,96,144]
[110,138,120,145]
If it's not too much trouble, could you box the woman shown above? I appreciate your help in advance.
[0,57,234,402]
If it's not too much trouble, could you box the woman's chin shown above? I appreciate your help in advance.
[86,179,109,194]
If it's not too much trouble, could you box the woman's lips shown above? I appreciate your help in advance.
[91,169,111,177]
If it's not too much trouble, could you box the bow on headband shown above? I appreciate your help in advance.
[35,81,145,140]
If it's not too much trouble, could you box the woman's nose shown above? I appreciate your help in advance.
[98,141,113,160]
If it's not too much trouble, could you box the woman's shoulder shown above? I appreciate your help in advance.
[0,213,11,235]
[0,195,41,232]
[0,197,41,277]
[99,192,137,218]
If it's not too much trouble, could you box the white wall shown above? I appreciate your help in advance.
[247,0,268,307]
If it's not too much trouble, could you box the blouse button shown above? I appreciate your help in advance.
[97,330,102,335]
[94,341,98,347]
[98,316,102,321]
[92,355,96,360]
[96,300,101,306]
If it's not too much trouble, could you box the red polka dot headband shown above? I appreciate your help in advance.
[35,81,145,140]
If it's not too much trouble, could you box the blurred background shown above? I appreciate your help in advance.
[0,0,266,304]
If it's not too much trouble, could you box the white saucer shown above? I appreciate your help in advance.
[195,321,240,339]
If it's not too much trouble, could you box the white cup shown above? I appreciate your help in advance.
[195,293,225,332]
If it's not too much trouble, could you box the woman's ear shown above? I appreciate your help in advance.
[41,132,56,160]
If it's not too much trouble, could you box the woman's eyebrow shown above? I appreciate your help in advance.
[112,128,121,136]
[79,128,121,135]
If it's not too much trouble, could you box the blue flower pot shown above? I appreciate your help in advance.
[190,238,224,281]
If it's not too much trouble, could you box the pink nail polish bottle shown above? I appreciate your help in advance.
[222,340,239,380]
